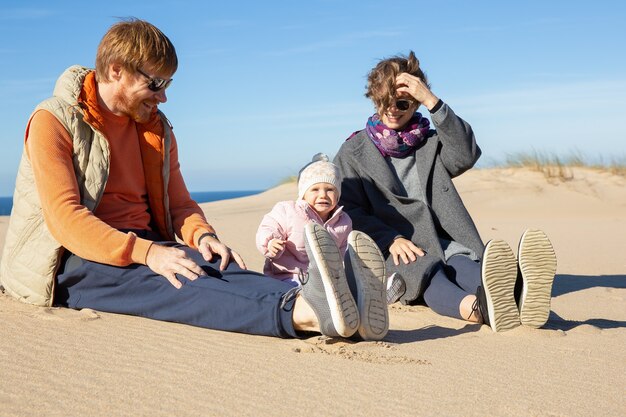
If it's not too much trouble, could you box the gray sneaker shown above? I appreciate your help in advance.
[300,223,359,338]
[345,230,389,341]
[517,229,557,329]
[481,239,520,332]
[386,273,406,305]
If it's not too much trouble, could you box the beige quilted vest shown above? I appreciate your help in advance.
[0,65,172,306]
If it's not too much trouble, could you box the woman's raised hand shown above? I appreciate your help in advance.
[395,73,439,111]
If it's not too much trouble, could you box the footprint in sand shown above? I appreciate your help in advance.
[291,336,431,365]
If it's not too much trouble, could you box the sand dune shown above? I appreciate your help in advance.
[1,167,624,417]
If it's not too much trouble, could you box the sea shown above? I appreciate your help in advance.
[0,190,262,216]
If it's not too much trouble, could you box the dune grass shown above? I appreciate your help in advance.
[278,175,297,185]
[279,151,625,186]
[493,150,626,181]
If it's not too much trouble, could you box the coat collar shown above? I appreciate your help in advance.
[347,130,436,197]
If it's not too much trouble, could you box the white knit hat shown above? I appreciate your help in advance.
[297,153,342,200]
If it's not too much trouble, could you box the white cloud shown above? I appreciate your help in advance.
[204,19,244,29]
[0,7,55,20]
[450,16,567,34]
[265,30,402,56]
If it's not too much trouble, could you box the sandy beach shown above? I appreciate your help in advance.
[0,167,624,417]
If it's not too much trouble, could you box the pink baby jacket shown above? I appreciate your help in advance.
[256,199,352,283]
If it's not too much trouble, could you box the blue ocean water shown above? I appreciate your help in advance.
[0,190,261,216]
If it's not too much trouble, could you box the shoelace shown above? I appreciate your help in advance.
[296,267,308,286]
[468,297,480,321]
[279,285,301,312]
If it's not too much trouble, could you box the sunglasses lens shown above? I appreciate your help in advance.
[139,69,172,92]
[149,79,167,92]
[395,100,410,111]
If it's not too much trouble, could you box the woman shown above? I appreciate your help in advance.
[334,51,557,332]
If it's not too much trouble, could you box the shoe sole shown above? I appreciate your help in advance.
[304,224,359,337]
[518,229,557,328]
[386,273,406,305]
[347,231,389,340]
[481,240,520,332]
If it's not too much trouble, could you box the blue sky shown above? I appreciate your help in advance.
[1,0,625,195]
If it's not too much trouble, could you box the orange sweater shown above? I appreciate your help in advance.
[26,95,214,266]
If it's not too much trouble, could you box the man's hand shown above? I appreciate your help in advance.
[389,237,426,266]
[146,244,206,289]
[267,238,286,258]
[198,235,247,271]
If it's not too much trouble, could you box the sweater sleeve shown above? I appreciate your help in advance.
[165,131,215,248]
[26,110,153,265]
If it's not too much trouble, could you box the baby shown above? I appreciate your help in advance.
[257,153,400,340]
[256,153,351,286]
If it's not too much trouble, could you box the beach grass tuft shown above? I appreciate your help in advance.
[278,175,297,185]
[278,150,625,186]
[494,150,626,181]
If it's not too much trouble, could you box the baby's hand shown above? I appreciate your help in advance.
[267,238,286,258]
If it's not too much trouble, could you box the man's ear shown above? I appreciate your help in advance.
[109,62,124,82]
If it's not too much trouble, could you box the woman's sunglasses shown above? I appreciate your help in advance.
[394,99,415,112]
[137,68,173,92]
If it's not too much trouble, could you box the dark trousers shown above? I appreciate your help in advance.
[55,238,298,338]
[423,255,482,320]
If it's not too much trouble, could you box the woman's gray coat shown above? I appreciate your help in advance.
[334,103,485,303]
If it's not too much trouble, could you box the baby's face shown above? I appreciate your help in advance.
[303,183,339,220]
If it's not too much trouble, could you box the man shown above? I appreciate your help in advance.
[0,19,388,340]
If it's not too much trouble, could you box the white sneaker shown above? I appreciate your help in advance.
[481,239,520,332]
[518,229,557,329]
[301,223,359,338]
[345,230,389,341]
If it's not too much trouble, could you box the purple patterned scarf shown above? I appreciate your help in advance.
[364,112,430,158]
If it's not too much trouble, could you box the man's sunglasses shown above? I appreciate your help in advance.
[137,68,173,92]
[394,99,416,112]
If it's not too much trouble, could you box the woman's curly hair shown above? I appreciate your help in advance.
[365,51,430,113]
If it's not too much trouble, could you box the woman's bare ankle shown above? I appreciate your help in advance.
[460,294,482,323]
